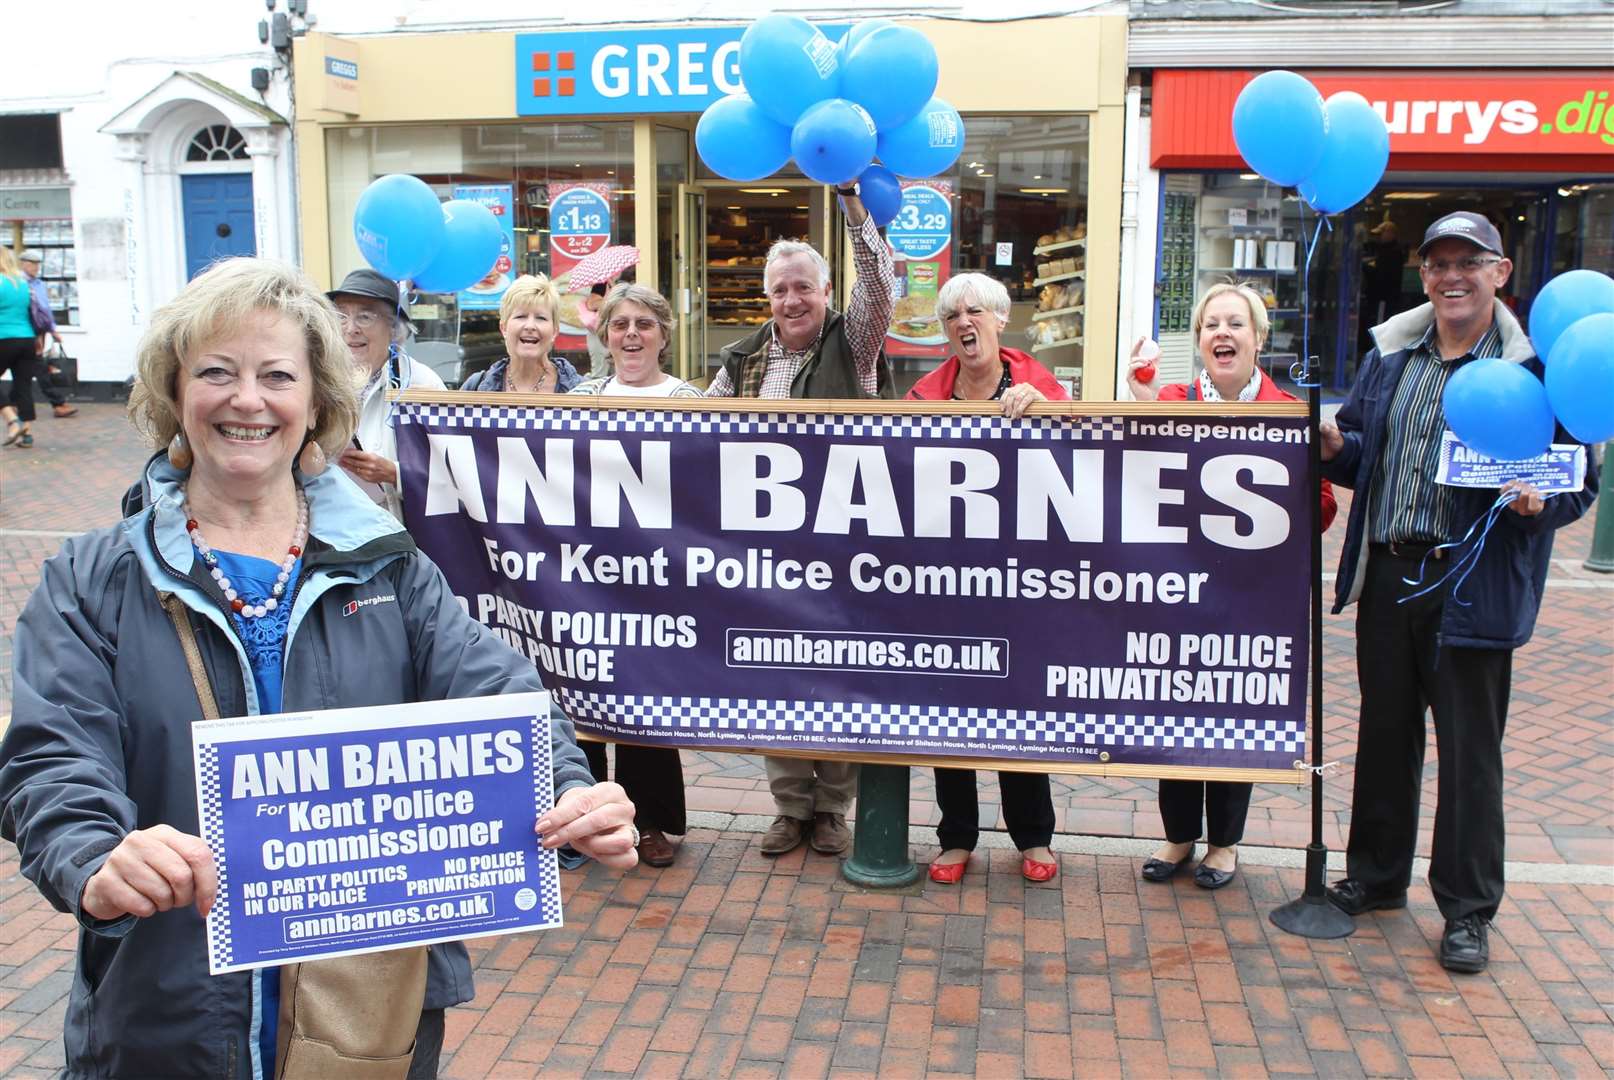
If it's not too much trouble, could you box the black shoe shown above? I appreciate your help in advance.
[1440,914,1490,974]
[1194,858,1238,890]
[1141,845,1196,883]
[1326,878,1408,916]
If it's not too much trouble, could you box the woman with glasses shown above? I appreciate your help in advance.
[328,268,446,520]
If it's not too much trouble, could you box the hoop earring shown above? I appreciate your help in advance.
[167,433,193,471]
[297,438,327,477]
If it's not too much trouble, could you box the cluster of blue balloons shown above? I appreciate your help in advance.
[353,174,504,292]
[1232,72,1390,215]
[1444,269,1614,461]
[695,16,965,225]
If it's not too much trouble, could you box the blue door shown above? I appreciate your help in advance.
[181,174,257,279]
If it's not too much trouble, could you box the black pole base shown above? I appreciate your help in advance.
[1270,893,1356,939]
[1269,842,1355,939]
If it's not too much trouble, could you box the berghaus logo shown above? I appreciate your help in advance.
[342,594,397,616]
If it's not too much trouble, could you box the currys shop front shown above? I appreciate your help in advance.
[293,14,1127,398]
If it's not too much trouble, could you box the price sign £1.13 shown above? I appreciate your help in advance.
[549,185,612,259]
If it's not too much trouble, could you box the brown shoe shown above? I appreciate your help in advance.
[636,828,676,868]
[760,815,808,856]
[52,403,78,418]
[810,812,851,855]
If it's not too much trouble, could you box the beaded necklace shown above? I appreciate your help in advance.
[184,488,308,619]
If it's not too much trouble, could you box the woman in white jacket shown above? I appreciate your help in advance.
[328,268,446,520]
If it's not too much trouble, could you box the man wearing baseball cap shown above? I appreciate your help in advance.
[18,249,76,417]
[326,267,444,520]
[1317,211,1598,972]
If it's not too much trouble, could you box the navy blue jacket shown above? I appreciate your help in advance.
[1322,300,1598,650]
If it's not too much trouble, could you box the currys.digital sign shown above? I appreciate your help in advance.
[515,26,846,117]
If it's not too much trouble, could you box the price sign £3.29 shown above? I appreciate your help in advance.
[549,184,612,259]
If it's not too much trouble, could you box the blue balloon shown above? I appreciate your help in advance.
[1298,92,1389,215]
[353,174,444,280]
[412,200,504,294]
[695,94,793,182]
[791,99,877,186]
[739,16,840,126]
[1529,269,1614,365]
[1231,71,1327,188]
[841,25,938,130]
[835,18,894,67]
[1443,357,1556,462]
[876,97,964,179]
[857,164,902,228]
[1545,312,1614,444]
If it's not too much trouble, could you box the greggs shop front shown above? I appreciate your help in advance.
[1148,69,1614,391]
[293,15,1127,399]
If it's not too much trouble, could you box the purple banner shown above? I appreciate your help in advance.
[395,401,1313,778]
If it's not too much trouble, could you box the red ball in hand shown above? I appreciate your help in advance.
[1134,363,1157,384]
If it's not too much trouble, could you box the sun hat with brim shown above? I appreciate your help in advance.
[328,268,415,327]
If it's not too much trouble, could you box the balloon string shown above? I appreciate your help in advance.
[1289,210,1330,389]
[1397,490,1525,606]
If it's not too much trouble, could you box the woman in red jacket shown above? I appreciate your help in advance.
[908,273,1069,884]
[1127,281,1337,889]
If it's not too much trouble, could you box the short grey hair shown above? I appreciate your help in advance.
[935,272,1011,328]
[763,239,831,291]
[594,282,676,362]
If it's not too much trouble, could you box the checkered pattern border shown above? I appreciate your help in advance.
[397,404,1127,443]
[552,689,1303,756]
[197,745,232,968]
[529,715,563,926]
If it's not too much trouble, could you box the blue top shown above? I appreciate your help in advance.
[0,275,33,340]
[461,354,583,393]
[208,549,301,714]
[26,274,56,334]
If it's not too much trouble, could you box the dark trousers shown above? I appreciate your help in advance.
[1346,547,1511,921]
[583,740,687,834]
[407,1008,445,1079]
[934,768,1055,852]
[32,355,67,407]
[1,338,38,422]
[1157,779,1252,848]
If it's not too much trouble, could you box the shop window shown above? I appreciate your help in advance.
[19,217,78,327]
[885,114,1091,398]
[0,115,64,171]
[186,125,250,162]
[326,121,636,381]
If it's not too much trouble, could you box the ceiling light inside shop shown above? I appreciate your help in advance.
[978,173,994,178]
[1239,173,1261,180]
[740,188,789,195]
[726,205,741,210]
[1021,188,1068,195]
[1383,191,1441,200]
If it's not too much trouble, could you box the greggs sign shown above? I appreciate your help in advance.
[1152,71,1614,172]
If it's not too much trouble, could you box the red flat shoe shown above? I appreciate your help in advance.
[928,857,969,884]
[1022,856,1059,882]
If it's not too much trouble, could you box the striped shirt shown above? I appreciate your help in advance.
[705,215,895,399]
[1368,320,1503,544]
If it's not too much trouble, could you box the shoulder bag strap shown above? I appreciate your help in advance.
[158,591,219,721]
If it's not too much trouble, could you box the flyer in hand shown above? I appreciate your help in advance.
[192,693,561,975]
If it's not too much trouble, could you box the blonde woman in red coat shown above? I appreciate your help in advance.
[1127,281,1336,889]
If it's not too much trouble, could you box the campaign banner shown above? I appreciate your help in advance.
[1435,431,1587,494]
[394,399,1314,781]
[453,184,516,312]
[193,694,561,974]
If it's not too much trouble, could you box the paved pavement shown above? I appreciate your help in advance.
[0,403,1610,1077]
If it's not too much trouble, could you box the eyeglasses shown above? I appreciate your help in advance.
[1421,255,1502,275]
[336,310,387,329]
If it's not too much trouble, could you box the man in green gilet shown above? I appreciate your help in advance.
[707,185,896,857]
